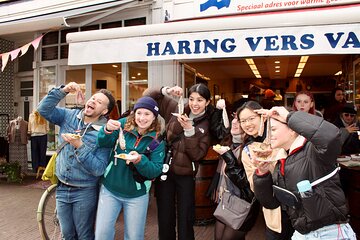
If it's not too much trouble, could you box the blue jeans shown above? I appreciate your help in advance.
[95,185,149,240]
[292,223,356,240]
[56,183,98,240]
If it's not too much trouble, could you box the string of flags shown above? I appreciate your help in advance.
[0,35,43,72]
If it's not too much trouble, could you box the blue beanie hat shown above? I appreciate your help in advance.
[133,96,159,117]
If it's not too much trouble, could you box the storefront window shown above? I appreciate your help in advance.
[39,66,56,150]
[64,69,85,109]
[126,62,148,111]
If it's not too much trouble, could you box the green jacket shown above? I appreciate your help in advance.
[98,118,165,198]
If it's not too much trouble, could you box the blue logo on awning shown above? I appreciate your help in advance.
[200,0,231,12]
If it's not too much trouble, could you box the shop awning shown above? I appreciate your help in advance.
[67,4,360,65]
[0,0,135,35]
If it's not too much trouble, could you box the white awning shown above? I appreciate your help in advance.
[67,4,360,65]
[0,0,135,35]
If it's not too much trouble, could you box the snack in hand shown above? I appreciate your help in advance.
[249,142,273,161]
[213,144,222,151]
[114,153,137,161]
[66,133,81,139]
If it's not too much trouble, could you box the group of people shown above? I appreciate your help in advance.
[37,81,357,240]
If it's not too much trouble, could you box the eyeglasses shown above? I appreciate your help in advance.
[239,115,259,125]
[344,113,356,117]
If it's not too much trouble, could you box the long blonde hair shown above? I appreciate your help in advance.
[34,110,46,125]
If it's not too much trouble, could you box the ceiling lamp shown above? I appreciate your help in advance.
[294,56,309,78]
[245,58,262,78]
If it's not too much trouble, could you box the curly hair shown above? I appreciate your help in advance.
[123,111,161,134]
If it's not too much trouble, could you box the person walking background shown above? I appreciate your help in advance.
[144,83,212,240]
[94,96,164,240]
[37,82,115,239]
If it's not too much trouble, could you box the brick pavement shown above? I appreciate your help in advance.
[0,176,265,240]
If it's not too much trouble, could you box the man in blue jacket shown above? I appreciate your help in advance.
[37,82,115,240]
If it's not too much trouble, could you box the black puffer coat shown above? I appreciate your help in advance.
[253,111,348,234]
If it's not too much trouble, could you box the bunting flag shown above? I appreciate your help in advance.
[10,48,21,61]
[0,35,44,72]
[1,53,10,72]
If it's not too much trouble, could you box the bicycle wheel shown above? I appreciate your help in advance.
[37,184,61,240]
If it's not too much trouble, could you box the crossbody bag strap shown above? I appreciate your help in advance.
[310,166,341,187]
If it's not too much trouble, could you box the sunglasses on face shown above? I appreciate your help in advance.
[344,113,356,117]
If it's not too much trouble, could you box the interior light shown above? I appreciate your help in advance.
[300,56,309,62]
[296,69,303,74]
[275,66,280,69]
[294,56,309,78]
[335,71,342,75]
[274,61,280,64]
[275,70,280,73]
[298,62,306,69]
[245,58,255,65]
[112,65,118,68]
[245,58,262,78]
[137,73,141,76]
[131,76,136,79]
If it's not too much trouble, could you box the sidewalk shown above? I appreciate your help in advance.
[0,176,266,240]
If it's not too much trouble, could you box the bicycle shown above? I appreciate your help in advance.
[36,184,61,240]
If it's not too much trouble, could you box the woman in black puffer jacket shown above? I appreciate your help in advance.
[253,106,356,239]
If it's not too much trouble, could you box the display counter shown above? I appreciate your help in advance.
[339,160,360,236]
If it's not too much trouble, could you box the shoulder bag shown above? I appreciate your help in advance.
[213,173,255,230]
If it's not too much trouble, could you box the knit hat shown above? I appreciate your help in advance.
[264,89,275,99]
[133,96,159,117]
[342,102,357,114]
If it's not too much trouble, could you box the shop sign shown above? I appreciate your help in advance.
[193,0,358,18]
[68,23,360,65]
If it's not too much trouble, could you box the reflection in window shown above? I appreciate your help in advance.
[39,66,56,101]
[127,62,148,111]
[39,66,56,150]
[65,69,86,109]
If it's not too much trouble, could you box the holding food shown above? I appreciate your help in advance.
[248,142,273,162]
[65,133,81,139]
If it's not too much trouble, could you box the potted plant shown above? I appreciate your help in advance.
[0,161,22,183]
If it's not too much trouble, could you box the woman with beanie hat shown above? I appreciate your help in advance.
[95,96,165,240]
[144,84,212,240]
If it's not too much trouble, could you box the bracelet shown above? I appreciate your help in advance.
[104,126,113,134]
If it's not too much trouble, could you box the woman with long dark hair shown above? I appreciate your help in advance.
[145,83,212,240]
[237,101,294,240]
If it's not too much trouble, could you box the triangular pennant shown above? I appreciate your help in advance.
[10,48,21,61]
[31,35,43,50]
[1,52,10,72]
[20,43,31,57]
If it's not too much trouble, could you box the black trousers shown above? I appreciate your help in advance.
[265,210,294,240]
[30,134,48,172]
[155,172,195,240]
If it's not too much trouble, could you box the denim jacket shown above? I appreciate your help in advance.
[37,86,111,187]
